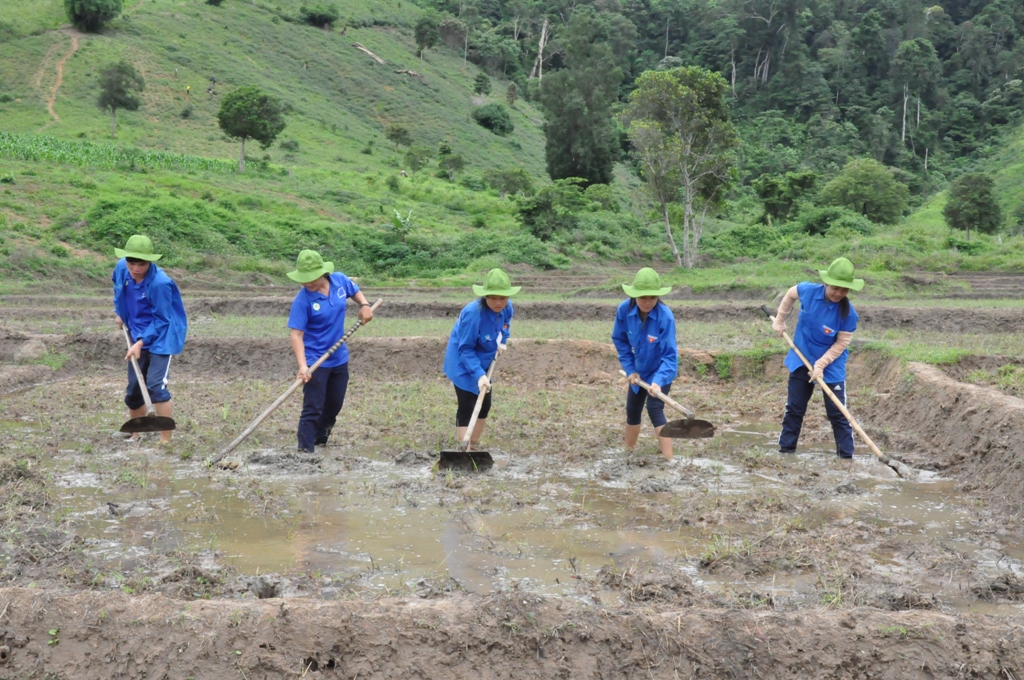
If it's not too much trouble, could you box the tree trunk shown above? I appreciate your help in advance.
[110,108,117,138]
[664,16,670,58]
[731,48,737,96]
[529,19,548,80]
[464,31,468,67]
[239,137,246,173]
[419,49,424,71]
[924,147,928,171]
[662,201,682,268]
[901,82,909,143]
[681,182,696,269]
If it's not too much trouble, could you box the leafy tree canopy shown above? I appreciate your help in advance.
[64,0,122,32]
[818,158,909,225]
[943,173,1002,240]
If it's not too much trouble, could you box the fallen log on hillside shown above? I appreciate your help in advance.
[396,69,425,83]
[352,42,385,64]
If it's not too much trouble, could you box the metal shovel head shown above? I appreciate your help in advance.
[660,418,715,439]
[120,415,176,434]
[438,449,494,472]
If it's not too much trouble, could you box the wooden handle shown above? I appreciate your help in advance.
[122,326,155,416]
[211,299,383,465]
[619,369,694,419]
[461,333,502,451]
[763,308,888,463]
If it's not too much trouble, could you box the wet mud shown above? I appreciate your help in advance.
[2,326,1024,676]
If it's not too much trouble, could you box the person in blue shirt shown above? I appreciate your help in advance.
[612,268,679,461]
[772,257,864,458]
[112,235,188,445]
[443,269,519,447]
[287,250,374,453]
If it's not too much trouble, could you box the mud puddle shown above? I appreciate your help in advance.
[41,424,1024,614]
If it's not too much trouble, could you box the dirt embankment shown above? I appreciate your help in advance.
[865,362,1024,512]
[0,588,1019,679]
[4,296,1023,333]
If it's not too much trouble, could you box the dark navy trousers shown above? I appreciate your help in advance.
[779,366,854,458]
[298,363,349,452]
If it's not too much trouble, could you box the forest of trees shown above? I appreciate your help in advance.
[414,0,1024,193]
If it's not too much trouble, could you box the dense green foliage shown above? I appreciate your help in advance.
[473,73,491,95]
[944,173,1002,240]
[818,158,911,224]
[416,0,1024,191]
[64,0,122,32]
[299,3,339,28]
[96,61,144,138]
[538,8,635,186]
[471,103,514,136]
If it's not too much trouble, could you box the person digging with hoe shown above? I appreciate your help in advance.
[112,235,188,445]
[613,268,679,461]
[443,269,519,449]
[772,257,863,459]
[287,250,374,453]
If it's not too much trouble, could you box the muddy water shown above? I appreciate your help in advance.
[42,424,1024,614]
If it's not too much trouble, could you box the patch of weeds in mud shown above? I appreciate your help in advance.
[970,573,1024,602]
[597,561,699,604]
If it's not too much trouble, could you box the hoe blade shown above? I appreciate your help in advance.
[438,449,494,472]
[120,415,176,434]
[660,418,715,439]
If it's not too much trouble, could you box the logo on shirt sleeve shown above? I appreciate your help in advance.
[823,325,835,335]
[312,303,321,311]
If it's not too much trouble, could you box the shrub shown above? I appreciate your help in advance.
[300,3,339,28]
[206,0,225,5]
[64,0,123,32]
[279,139,300,151]
[794,206,875,236]
[472,103,514,136]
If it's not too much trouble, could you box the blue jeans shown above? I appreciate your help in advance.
[625,382,672,428]
[298,363,349,452]
[779,367,854,457]
[125,351,172,409]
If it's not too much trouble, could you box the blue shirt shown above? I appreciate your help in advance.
[287,272,361,368]
[784,282,859,383]
[112,259,188,355]
[443,299,514,394]
[611,299,678,393]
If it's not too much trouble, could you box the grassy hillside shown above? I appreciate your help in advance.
[0,0,678,289]
[1,0,1024,295]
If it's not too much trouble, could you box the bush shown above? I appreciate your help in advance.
[279,139,300,151]
[64,0,123,31]
[794,206,875,236]
[180,105,192,119]
[300,3,339,28]
[206,0,225,5]
[472,103,514,136]
[385,175,400,192]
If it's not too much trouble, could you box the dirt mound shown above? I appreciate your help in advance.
[0,588,1019,678]
[864,362,1024,513]
[6,295,1024,332]
[0,365,54,394]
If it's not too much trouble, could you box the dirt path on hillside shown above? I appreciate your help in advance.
[33,28,80,126]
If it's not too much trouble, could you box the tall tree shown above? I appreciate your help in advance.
[65,0,122,32]
[96,60,144,139]
[944,173,1002,241]
[621,66,738,268]
[539,7,637,186]
[217,86,287,173]
[385,123,412,152]
[415,15,441,70]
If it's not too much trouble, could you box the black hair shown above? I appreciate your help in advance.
[839,297,850,321]
[477,297,488,308]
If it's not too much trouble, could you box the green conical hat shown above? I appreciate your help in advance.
[114,235,162,262]
[472,268,521,297]
[288,250,334,283]
[819,257,865,291]
[622,268,671,297]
